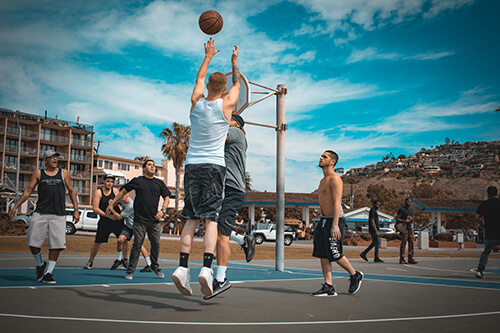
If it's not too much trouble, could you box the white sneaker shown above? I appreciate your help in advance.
[171,266,192,295]
[198,267,214,297]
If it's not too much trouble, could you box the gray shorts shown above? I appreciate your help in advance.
[27,212,66,250]
[120,225,134,241]
[182,163,226,221]
[218,187,246,236]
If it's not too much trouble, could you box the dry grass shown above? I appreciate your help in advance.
[1,235,497,259]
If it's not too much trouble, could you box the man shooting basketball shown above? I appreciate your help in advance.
[172,38,241,298]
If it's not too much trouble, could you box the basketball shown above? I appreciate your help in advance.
[199,10,223,35]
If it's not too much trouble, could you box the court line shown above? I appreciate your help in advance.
[0,311,499,326]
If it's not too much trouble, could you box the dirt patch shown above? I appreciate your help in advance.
[0,213,27,236]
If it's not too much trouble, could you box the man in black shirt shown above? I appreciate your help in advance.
[396,198,417,264]
[107,159,171,280]
[360,200,384,263]
[475,186,500,278]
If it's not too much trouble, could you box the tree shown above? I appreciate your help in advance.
[159,122,190,211]
[365,184,400,215]
[445,137,450,145]
[134,156,152,161]
[245,172,253,191]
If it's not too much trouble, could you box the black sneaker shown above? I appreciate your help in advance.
[311,283,337,297]
[374,258,384,263]
[122,259,129,269]
[140,265,152,272]
[475,270,484,279]
[84,260,93,269]
[348,271,364,294]
[42,273,56,284]
[111,259,122,270]
[36,261,47,282]
[360,253,368,262]
[203,278,232,300]
[242,235,256,262]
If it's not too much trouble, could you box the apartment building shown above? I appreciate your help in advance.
[0,108,94,211]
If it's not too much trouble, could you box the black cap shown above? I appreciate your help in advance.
[103,174,115,180]
[231,114,244,128]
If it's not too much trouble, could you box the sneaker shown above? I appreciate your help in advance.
[198,267,214,297]
[125,272,133,280]
[42,273,56,284]
[122,259,129,269]
[171,266,192,296]
[140,265,152,272]
[348,271,364,294]
[399,258,407,264]
[36,261,47,282]
[475,270,484,279]
[360,253,368,262]
[242,235,256,262]
[374,258,384,263]
[311,283,337,297]
[408,258,418,264]
[203,278,232,300]
[111,259,122,270]
[153,268,165,279]
[84,260,93,269]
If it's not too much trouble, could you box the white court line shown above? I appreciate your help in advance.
[404,264,476,274]
[0,311,499,326]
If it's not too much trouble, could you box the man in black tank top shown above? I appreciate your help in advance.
[9,150,79,284]
[84,175,126,270]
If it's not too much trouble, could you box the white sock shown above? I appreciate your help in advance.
[45,260,57,274]
[230,231,245,245]
[145,257,151,266]
[216,266,227,282]
[33,253,43,266]
[117,252,123,261]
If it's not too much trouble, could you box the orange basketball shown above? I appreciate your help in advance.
[199,10,223,35]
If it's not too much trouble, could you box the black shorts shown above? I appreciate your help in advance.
[182,163,226,221]
[95,220,124,243]
[218,187,246,236]
[120,225,134,241]
[312,217,346,262]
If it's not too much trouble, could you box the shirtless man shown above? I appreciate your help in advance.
[312,150,363,297]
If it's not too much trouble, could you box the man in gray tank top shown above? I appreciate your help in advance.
[172,38,242,298]
[9,150,79,284]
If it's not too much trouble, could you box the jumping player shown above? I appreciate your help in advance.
[171,38,241,298]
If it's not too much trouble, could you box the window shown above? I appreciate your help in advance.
[41,127,58,141]
[98,159,103,168]
[104,160,113,169]
[118,162,130,171]
[135,165,140,170]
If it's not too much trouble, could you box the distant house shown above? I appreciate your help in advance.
[423,166,441,174]
[343,207,395,233]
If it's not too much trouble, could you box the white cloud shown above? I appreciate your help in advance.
[346,47,454,63]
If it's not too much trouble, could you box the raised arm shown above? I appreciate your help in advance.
[63,169,80,223]
[191,38,220,111]
[106,188,129,215]
[222,45,241,121]
[8,170,41,219]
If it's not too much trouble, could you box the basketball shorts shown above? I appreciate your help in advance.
[28,212,66,250]
[95,219,124,243]
[313,217,346,262]
[218,187,246,236]
[182,163,226,221]
[120,225,134,241]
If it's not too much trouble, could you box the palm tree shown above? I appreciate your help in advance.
[159,122,190,210]
[134,156,152,162]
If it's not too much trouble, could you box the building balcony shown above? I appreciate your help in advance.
[3,162,38,172]
[71,138,92,147]
[73,186,91,194]
[70,155,92,163]
[40,134,69,144]
[5,126,39,139]
[3,145,38,156]
[70,171,91,179]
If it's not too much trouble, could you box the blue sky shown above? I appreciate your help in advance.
[1,0,498,192]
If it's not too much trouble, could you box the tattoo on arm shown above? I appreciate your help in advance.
[232,66,240,84]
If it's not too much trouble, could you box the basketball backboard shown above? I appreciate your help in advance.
[224,72,250,114]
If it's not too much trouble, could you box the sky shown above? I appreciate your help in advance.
[0,0,498,193]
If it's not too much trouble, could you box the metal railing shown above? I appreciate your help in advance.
[71,138,92,147]
[4,145,38,156]
[69,170,91,178]
[6,126,38,139]
[70,155,91,163]
[3,162,38,172]
[73,186,91,194]
[40,134,69,144]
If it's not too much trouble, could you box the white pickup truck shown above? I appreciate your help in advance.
[65,208,99,235]
[252,224,296,246]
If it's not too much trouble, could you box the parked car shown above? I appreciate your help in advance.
[65,208,99,235]
[252,224,296,246]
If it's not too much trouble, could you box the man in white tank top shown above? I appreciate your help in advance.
[172,38,241,298]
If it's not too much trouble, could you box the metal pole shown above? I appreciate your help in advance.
[275,84,287,271]
[15,115,21,209]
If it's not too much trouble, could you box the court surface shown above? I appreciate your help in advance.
[0,254,499,332]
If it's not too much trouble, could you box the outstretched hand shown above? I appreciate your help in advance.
[205,38,220,58]
[232,45,239,64]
